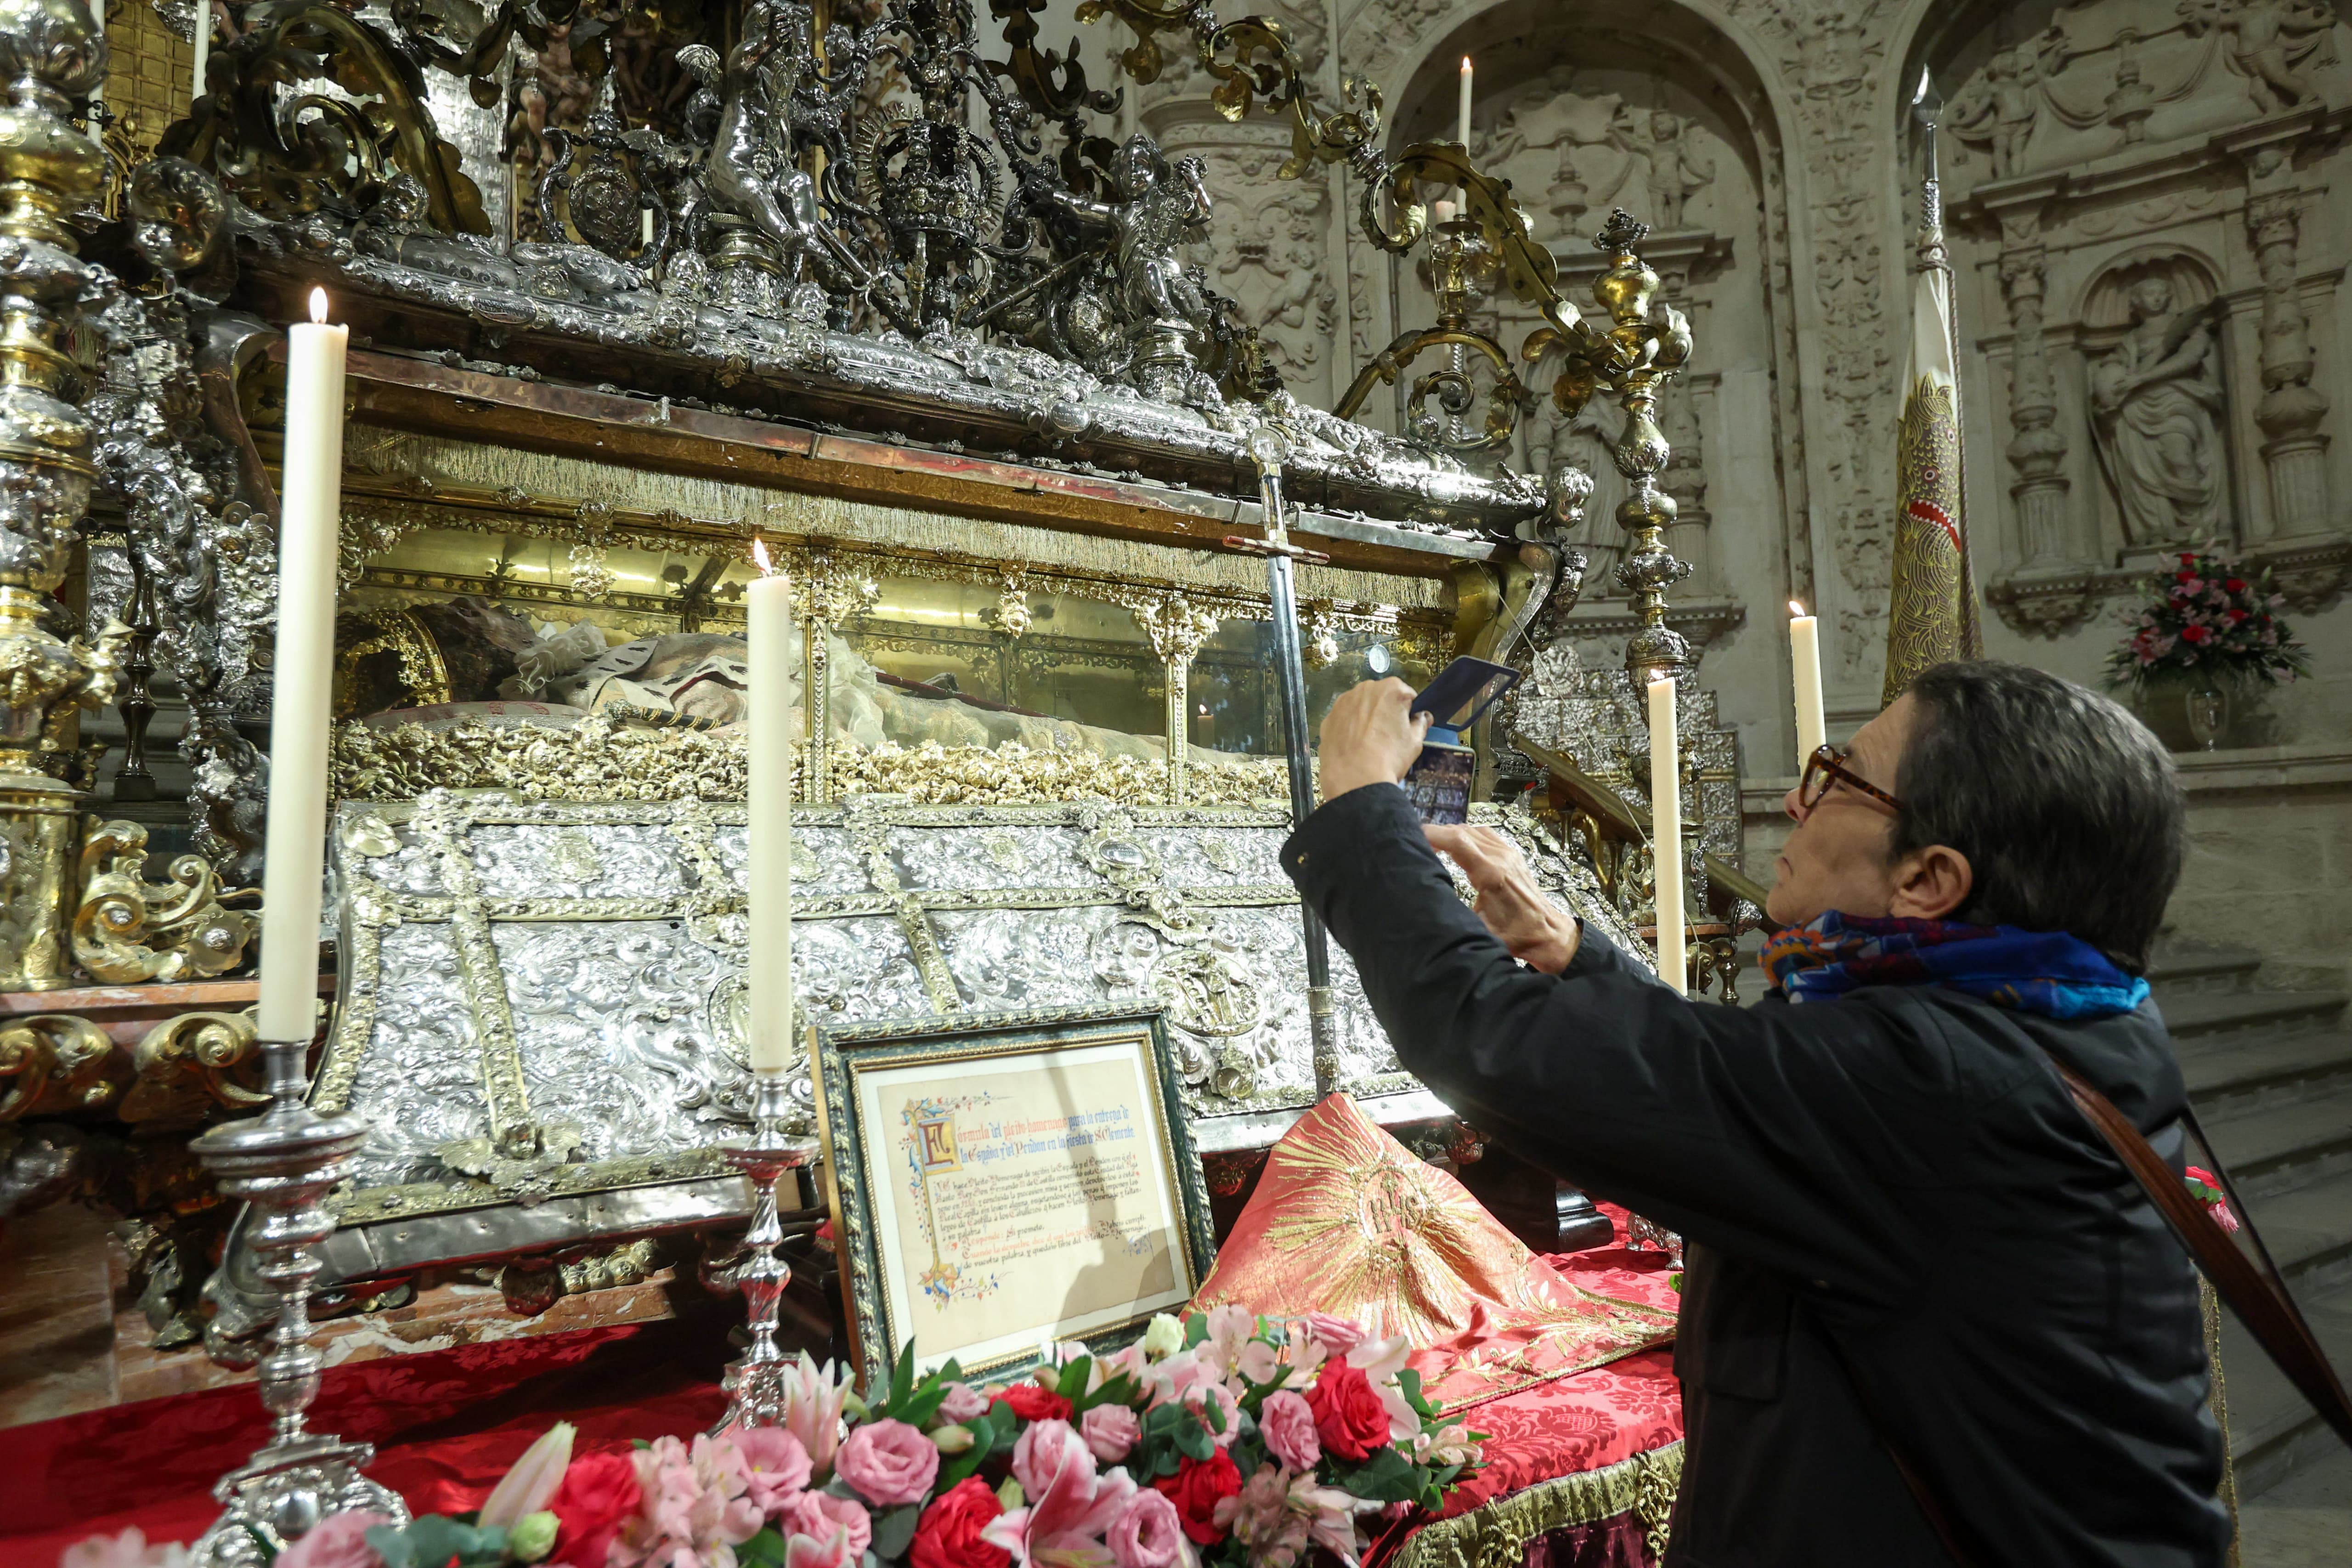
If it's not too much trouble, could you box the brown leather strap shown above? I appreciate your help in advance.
[2047,1053,2352,1451]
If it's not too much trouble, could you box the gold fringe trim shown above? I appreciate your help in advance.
[1391,1442,1684,1568]
[2205,1277,2242,1568]
[346,426,1450,613]
[331,717,1292,808]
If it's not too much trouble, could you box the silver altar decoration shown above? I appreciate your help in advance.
[713,1071,819,1435]
[305,792,1640,1283]
[187,1039,408,1565]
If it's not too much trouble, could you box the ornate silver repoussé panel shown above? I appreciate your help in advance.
[313,791,1636,1284]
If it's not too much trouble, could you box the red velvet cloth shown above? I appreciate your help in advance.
[1,1320,730,1565]
[1362,1209,1685,1568]
[6,1217,1683,1568]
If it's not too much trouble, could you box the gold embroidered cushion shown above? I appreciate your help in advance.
[1191,1093,1676,1413]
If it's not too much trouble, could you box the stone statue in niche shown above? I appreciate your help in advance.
[2179,0,2340,112]
[2089,277,2229,545]
[1948,45,2042,177]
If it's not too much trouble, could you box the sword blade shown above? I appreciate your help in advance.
[1255,461,1342,1100]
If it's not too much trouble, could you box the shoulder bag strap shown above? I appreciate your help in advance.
[2043,1051,2352,1451]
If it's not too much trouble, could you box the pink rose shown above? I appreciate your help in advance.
[836,1417,941,1506]
[790,1490,876,1557]
[737,1426,815,1514]
[1080,1403,1140,1464]
[938,1381,991,1424]
[275,1513,395,1568]
[1259,1390,1322,1473]
[1109,1487,1187,1568]
[1012,1418,1091,1504]
[1300,1313,1365,1358]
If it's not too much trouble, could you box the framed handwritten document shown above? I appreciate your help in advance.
[812,1006,1216,1390]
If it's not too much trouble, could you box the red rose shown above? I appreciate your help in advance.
[2180,553,2198,566]
[911,1476,1010,1568]
[2176,569,2197,583]
[1305,1359,1393,1464]
[2225,578,2247,593]
[996,1381,1074,1424]
[2229,607,2249,623]
[1152,1449,1242,1544]
[547,1448,641,1568]
[2181,624,2210,644]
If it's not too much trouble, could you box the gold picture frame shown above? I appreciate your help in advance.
[812,1005,1216,1392]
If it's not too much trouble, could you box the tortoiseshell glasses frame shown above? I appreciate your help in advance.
[1798,744,1904,815]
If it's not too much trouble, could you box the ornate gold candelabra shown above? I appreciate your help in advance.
[0,0,130,992]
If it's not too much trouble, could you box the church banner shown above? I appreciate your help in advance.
[1883,262,1985,704]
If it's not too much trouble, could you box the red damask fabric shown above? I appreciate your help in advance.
[6,1215,1683,1568]
[0,1320,729,1564]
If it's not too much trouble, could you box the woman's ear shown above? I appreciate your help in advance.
[1887,844,1975,923]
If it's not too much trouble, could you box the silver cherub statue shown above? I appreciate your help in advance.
[1034,134,1218,397]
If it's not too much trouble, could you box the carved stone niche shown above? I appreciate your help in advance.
[2079,253,2239,555]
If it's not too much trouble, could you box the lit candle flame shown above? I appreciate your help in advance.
[1789,599,1807,617]
[309,288,329,325]
[1461,56,1471,72]
[752,538,773,575]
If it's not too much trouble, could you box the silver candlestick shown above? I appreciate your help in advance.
[713,1070,820,1434]
[188,1039,407,1567]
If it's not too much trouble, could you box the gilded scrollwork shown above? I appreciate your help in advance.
[0,1012,122,1121]
[72,819,257,985]
[123,1008,267,1124]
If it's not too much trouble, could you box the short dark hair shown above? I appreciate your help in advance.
[1892,661,2184,970]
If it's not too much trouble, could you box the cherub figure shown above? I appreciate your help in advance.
[2180,0,2339,112]
[1645,110,1714,230]
[1948,45,2042,177]
[1038,134,1216,338]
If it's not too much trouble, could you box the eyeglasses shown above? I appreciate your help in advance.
[1798,744,1904,816]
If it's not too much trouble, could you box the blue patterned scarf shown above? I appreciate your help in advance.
[1761,911,2151,1020]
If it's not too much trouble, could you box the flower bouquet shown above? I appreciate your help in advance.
[2106,547,2308,695]
[88,1308,1481,1568]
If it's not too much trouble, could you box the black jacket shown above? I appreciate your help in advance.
[1282,785,2228,1568]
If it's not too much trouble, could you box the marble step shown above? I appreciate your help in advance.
[2199,1078,2352,1200]
[2213,1269,2352,1498]
[2159,990,2349,1042]
[2181,1025,2352,1121]
[2149,941,2266,996]
[2227,1166,2352,1297]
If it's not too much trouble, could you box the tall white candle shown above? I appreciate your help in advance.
[90,0,103,109]
[255,289,347,1044]
[1789,600,1826,770]
[191,0,209,107]
[1455,57,1473,207]
[1648,675,1685,997]
[746,543,796,1074]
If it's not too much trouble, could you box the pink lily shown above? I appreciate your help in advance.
[780,1352,855,1478]
[984,1420,1138,1568]
[478,1421,576,1529]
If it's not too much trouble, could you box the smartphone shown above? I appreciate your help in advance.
[1401,657,1521,825]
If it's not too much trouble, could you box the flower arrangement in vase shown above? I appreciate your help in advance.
[69,1309,1481,1568]
[2105,547,2307,749]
